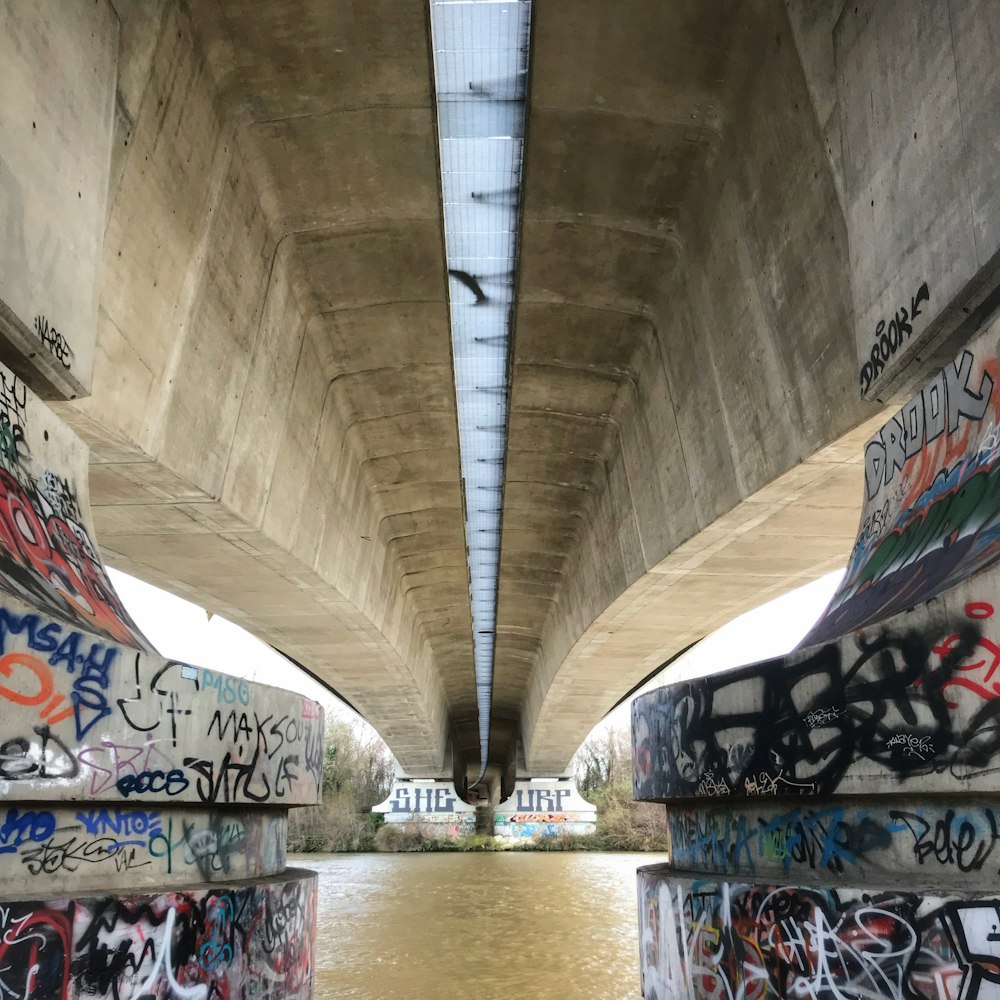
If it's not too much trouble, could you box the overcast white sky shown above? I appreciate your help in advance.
[108,568,359,724]
[108,565,845,750]
[593,568,845,734]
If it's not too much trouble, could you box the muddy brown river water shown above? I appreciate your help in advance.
[296,851,662,1000]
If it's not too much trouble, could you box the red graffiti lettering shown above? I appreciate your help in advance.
[0,652,74,726]
[0,468,143,646]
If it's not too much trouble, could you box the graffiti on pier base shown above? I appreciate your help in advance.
[638,868,1000,1000]
[0,871,316,1000]
[667,800,1000,883]
[633,578,1000,801]
[0,805,286,890]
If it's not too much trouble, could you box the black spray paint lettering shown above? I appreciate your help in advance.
[865,348,995,499]
[0,371,27,470]
[633,622,995,801]
[859,281,930,392]
[890,808,1000,873]
[0,724,78,781]
[33,315,73,369]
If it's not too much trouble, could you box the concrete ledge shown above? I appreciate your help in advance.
[0,805,287,894]
[664,795,1000,888]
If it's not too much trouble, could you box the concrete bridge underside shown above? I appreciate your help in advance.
[44,0,940,785]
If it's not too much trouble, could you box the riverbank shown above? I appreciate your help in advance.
[372,826,669,853]
[290,784,669,853]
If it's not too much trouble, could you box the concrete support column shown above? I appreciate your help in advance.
[630,324,1000,999]
[0,360,323,997]
[493,778,597,842]
[373,777,478,839]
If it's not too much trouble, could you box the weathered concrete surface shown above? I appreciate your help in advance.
[59,0,461,775]
[0,0,984,787]
[0,0,117,398]
[788,0,1000,402]
[481,0,883,779]
[524,409,890,776]
[41,0,880,785]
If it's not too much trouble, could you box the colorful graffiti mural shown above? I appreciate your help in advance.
[0,594,324,808]
[632,574,1000,802]
[0,870,316,1000]
[638,867,1000,1000]
[808,326,1000,644]
[0,369,147,648]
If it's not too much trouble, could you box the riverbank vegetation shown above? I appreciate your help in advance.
[286,718,393,852]
[288,721,668,853]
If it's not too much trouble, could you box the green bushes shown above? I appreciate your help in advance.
[373,827,499,852]
[286,717,393,853]
[568,726,670,852]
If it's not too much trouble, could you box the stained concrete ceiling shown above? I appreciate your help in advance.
[65,0,880,787]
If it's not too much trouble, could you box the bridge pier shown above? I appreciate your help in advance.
[373,775,598,843]
[630,322,1000,999]
[0,11,325,994]
[493,778,597,843]
[0,365,324,996]
[373,777,478,839]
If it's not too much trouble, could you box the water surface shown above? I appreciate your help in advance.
[298,852,661,999]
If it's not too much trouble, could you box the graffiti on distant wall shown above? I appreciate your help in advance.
[493,781,597,839]
[638,869,1000,1000]
[0,368,145,647]
[668,801,1000,881]
[810,326,1000,644]
[385,784,463,814]
[0,597,324,808]
[0,872,315,1000]
[633,582,1000,801]
[373,780,477,838]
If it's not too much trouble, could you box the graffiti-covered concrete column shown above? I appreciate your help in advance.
[373,777,478,839]
[631,321,1000,999]
[0,13,322,988]
[493,779,596,842]
[0,362,323,997]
